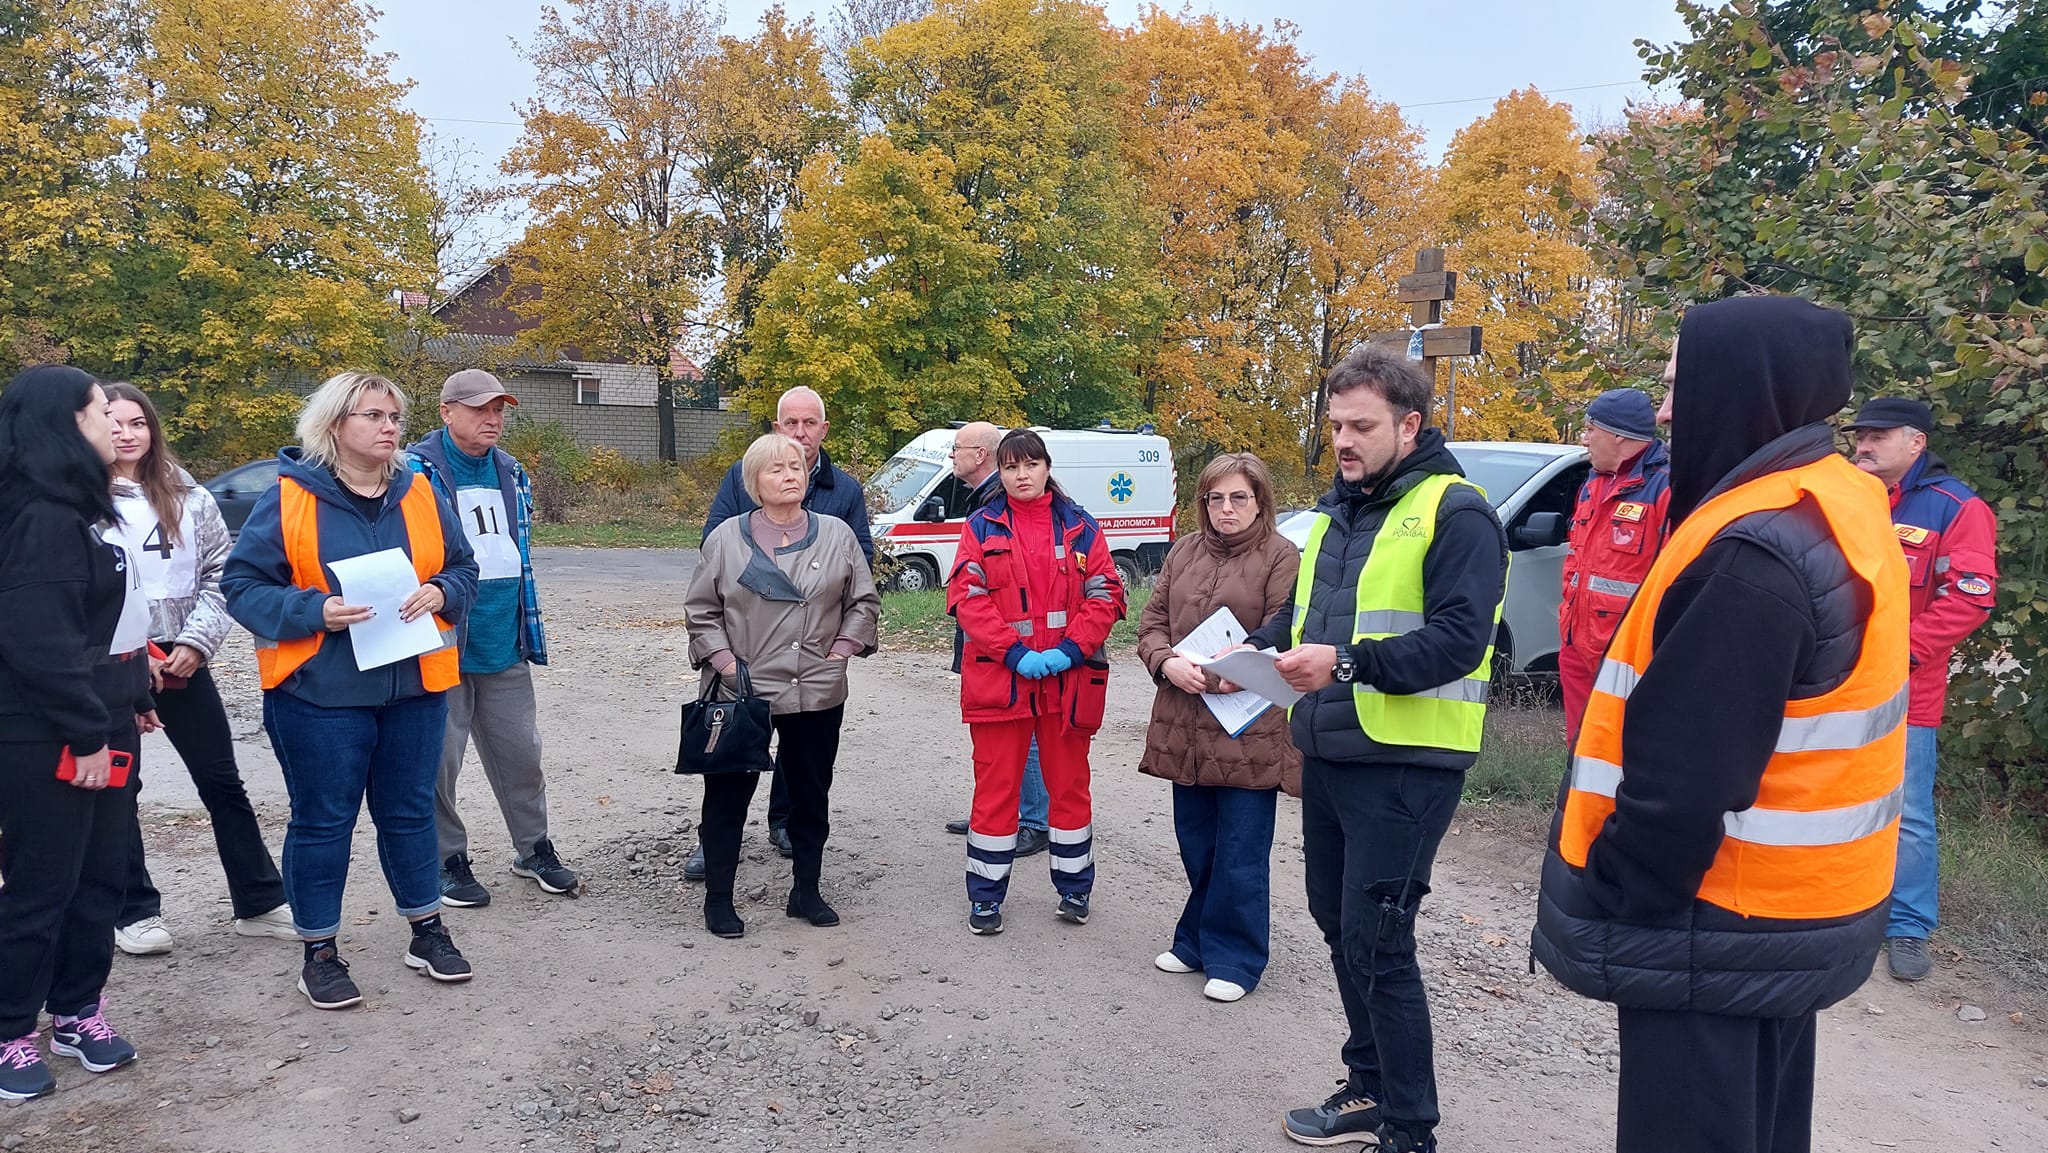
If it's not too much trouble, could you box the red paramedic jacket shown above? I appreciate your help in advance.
[1887,452,1999,726]
[1559,439,1673,663]
[947,490,1126,731]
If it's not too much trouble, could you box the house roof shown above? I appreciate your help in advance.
[417,333,575,372]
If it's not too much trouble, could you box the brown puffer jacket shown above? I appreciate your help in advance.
[1136,526,1302,796]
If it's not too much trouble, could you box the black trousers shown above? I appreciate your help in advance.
[700,706,841,894]
[1300,758,1464,1137]
[1617,1008,1817,1153]
[119,666,286,924]
[0,725,139,1037]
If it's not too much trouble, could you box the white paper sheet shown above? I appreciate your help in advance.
[1188,646,1306,708]
[1172,607,1272,737]
[326,548,447,672]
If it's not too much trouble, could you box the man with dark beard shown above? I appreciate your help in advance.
[1533,296,1909,1153]
[1243,344,1508,1153]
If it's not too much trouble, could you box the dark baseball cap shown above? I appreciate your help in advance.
[1843,397,1930,432]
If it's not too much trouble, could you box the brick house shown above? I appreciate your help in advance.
[424,262,750,461]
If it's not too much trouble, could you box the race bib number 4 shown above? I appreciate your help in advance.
[457,488,523,580]
[112,493,197,600]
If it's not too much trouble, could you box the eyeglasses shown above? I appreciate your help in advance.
[1202,492,1255,508]
[349,410,402,427]
[949,444,989,457]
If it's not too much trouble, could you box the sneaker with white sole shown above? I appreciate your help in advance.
[1155,951,1197,974]
[1204,978,1248,1003]
[968,901,1004,935]
[233,905,300,940]
[404,924,474,983]
[1283,1079,1383,1147]
[511,838,580,896]
[0,1033,54,1101]
[114,915,174,956]
[1055,893,1090,924]
[49,1001,136,1073]
[299,947,362,1010]
[439,853,491,908]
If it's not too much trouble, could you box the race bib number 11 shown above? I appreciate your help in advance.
[457,488,523,580]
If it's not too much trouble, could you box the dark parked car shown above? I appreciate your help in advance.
[203,457,280,536]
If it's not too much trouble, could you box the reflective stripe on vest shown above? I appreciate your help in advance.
[1290,473,1504,753]
[253,477,461,693]
[1560,454,1909,920]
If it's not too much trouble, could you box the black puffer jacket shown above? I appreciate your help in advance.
[1532,295,1888,1018]
[1245,429,1507,771]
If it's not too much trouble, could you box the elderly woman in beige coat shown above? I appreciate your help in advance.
[1137,452,1301,1003]
[684,433,879,939]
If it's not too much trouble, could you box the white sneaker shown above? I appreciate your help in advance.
[114,916,174,956]
[1154,951,1198,974]
[1203,978,1247,1003]
[233,905,300,941]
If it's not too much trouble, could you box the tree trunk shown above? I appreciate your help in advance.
[657,374,678,463]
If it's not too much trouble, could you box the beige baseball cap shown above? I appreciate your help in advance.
[440,368,518,407]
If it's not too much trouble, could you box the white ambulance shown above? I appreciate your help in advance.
[868,426,1178,592]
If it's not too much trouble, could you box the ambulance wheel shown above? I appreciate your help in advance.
[1113,552,1142,591]
[893,555,941,593]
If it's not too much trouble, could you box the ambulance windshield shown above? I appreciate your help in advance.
[870,455,945,514]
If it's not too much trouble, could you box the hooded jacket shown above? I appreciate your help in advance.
[1244,428,1507,771]
[1533,295,1895,1017]
[0,493,128,753]
[223,449,479,709]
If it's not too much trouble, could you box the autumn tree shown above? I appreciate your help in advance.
[1433,87,1598,441]
[746,0,1159,464]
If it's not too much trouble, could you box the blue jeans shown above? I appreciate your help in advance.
[1020,738,1048,833]
[264,690,448,939]
[1888,724,1940,938]
[1168,784,1277,991]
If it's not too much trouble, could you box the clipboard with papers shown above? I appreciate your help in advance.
[1172,607,1301,738]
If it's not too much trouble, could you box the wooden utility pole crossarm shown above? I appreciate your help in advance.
[1363,247,1484,440]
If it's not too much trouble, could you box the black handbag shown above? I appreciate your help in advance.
[675,660,775,775]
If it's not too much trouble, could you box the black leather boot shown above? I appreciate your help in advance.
[704,891,745,938]
[784,883,840,927]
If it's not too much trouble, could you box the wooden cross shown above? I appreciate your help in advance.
[1366,248,1484,440]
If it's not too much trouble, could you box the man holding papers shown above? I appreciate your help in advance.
[1243,346,1507,1153]
[1135,453,1300,1005]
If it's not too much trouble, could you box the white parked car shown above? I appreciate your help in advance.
[1277,441,1590,679]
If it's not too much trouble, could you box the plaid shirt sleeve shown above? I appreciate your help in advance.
[513,461,548,665]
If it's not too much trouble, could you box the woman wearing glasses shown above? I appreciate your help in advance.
[1135,453,1300,1002]
[223,372,477,1011]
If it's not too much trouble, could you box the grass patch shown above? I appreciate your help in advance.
[879,585,1155,653]
[1935,792,2048,990]
[532,518,702,549]
[1465,704,1568,811]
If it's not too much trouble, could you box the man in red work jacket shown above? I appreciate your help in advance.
[1846,397,1999,982]
[1559,388,1671,740]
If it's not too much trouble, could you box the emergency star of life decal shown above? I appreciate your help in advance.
[1107,472,1134,503]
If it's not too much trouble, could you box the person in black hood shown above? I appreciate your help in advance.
[1242,345,1508,1153]
[1533,295,1910,1153]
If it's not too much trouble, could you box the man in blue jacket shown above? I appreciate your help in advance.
[685,386,874,881]
[409,370,579,910]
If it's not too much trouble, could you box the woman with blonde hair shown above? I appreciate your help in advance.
[223,371,477,1010]
[101,382,294,956]
[1136,451,1300,1002]
[683,433,879,939]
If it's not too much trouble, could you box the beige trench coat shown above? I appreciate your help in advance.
[684,513,881,714]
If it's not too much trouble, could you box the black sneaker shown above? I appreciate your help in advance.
[49,1001,136,1073]
[769,825,794,858]
[299,947,363,1010]
[1055,893,1090,924]
[0,1033,55,1101]
[512,838,580,896]
[405,924,474,983]
[968,901,1004,935]
[1283,1079,1384,1146]
[683,842,707,883]
[440,853,491,908]
[1014,826,1050,858]
[1886,935,1932,982]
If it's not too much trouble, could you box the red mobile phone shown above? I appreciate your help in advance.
[56,749,134,788]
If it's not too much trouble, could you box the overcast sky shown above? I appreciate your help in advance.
[375,1,1693,170]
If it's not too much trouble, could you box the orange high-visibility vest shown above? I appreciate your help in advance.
[255,476,461,693]
[1560,454,1908,921]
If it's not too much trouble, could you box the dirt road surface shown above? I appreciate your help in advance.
[12,548,2044,1152]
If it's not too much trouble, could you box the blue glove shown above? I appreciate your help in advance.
[1038,647,1074,676]
[1015,649,1051,679]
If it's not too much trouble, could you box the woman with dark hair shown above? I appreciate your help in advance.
[223,371,478,1011]
[1136,452,1301,1003]
[0,366,143,1100]
[102,383,294,956]
[947,428,1126,936]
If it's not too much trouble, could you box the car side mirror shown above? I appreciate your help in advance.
[219,486,238,499]
[915,496,947,523]
[1511,511,1568,550]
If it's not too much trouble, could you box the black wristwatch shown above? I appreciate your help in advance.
[1333,649,1358,684]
